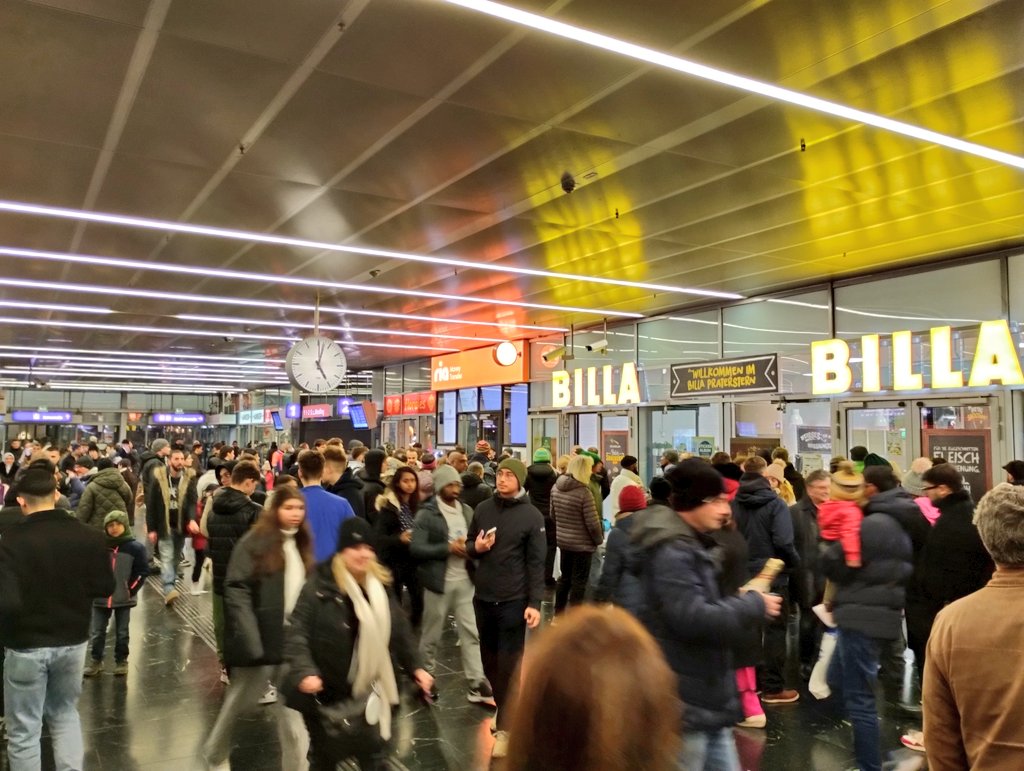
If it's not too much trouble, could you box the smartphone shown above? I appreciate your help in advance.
[485,527,497,537]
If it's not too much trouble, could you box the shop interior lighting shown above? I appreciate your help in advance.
[0,246,643,318]
[0,277,568,333]
[441,0,1024,171]
[0,202,742,300]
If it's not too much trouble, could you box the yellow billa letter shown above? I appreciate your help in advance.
[602,365,617,404]
[617,362,641,404]
[811,339,852,395]
[586,367,601,406]
[861,335,881,393]
[930,326,964,389]
[968,320,1024,386]
[573,368,584,407]
[552,371,572,409]
[892,330,923,390]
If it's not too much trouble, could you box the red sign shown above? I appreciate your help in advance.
[403,391,437,415]
[301,403,333,420]
[384,395,403,416]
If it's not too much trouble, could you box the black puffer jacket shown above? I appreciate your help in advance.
[282,562,421,712]
[789,497,822,609]
[918,490,993,604]
[206,487,262,595]
[459,472,492,512]
[524,462,557,520]
[550,475,602,553]
[730,474,800,587]
[822,511,913,640]
[863,487,930,559]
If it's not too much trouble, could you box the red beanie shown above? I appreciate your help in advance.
[618,484,647,513]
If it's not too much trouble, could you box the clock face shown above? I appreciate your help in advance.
[285,335,347,394]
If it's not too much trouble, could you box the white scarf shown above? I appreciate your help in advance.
[280,528,305,617]
[336,558,400,741]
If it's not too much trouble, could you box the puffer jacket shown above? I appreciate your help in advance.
[918,490,994,604]
[76,467,134,531]
[94,515,147,610]
[524,462,557,521]
[223,529,290,668]
[626,504,765,731]
[282,561,421,713]
[206,487,262,595]
[550,475,602,553]
[459,472,492,512]
[731,474,800,587]
[822,510,913,640]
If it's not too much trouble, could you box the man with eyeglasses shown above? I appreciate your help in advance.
[629,459,781,771]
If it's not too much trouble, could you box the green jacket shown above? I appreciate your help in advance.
[76,467,134,531]
[410,495,473,595]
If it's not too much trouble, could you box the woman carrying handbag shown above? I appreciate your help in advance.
[283,517,434,770]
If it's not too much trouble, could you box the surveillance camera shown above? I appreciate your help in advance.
[369,269,381,278]
[560,171,576,194]
[541,345,566,363]
[223,336,235,343]
[585,338,609,353]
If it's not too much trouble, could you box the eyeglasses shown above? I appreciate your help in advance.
[702,495,731,505]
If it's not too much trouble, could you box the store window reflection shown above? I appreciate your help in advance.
[733,400,833,473]
[639,311,719,401]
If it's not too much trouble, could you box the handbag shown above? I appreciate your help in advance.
[314,685,385,760]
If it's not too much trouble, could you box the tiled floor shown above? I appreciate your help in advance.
[19,563,929,770]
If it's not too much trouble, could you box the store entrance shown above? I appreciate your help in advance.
[842,396,1003,501]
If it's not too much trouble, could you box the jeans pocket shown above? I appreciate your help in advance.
[4,650,44,686]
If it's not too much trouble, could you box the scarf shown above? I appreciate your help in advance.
[331,555,400,740]
[281,528,305,617]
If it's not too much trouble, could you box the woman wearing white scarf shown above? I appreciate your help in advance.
[284,517,433,769]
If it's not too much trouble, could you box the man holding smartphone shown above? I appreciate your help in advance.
[465,457,545,760]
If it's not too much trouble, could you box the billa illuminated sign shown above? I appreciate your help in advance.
[552,363,642,408]
[811,320,1024,395]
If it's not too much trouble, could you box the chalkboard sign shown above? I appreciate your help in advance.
[922,429,992,503]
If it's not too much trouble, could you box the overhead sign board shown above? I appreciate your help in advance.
[301,403,333,420]
[430,342,528,391]
[811,319,1023,395]
[10,410,73,423]
[551,363,643,409]
[670,355,779,398]
[152,412,205,425]
[284,403,301,420]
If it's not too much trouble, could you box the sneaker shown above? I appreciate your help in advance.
[113,661,129,676]
[258,684,277,705]
[467,681,495,705]
[736,714,767,728]
[164,589,179,606]
[83,661,104,678]
[761,689,800,704]
[190,581,207,596]
[900,730,925,753]
[491,730,509,758]
[219,667,230,685]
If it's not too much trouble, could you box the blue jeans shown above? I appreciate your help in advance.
[89,606,131,663]
[679,727,740,771]
[4,643,88,771]
[827,628,882,771]
[158,531,185,595]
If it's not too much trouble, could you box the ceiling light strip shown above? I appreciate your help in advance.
[441,0,1024,171]
[0,246,642,318]
[0,344,284,365]
[0,277,568,332]
[0,299,111,314]
[0,201,741,299]
[1,367,289,384]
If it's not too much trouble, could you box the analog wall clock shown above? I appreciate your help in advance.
[285,335,347,394]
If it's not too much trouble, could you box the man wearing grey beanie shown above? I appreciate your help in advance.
[410,464,492,705]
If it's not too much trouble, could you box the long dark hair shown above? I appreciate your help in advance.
[390,466,420,513]
[248,487,315,578]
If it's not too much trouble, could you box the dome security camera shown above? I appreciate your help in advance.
[560,171,576,194]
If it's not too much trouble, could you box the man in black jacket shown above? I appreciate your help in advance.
[822,487,914,771]
[524,448,558,587]
[460,462,493,512]
[790,468,830,674]
[357,449,386,525]
[205,461,263,675]
[322,445,365,519]
[0,460,113,771]
[465,458,545,759]
[731,455,801,703]
[145,449,199,607]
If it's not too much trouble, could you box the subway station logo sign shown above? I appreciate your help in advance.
[812,320,1024,395]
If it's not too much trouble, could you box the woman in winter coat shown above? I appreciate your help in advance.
[201,487,315,770]
[283,518,433,770]
[373,466,423,626]
[550,454,603,613]
[84,510,147,677]
[594,484,647,606]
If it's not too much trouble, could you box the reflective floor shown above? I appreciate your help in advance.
[17,557,930,770]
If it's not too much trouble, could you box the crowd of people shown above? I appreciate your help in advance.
[0,432,1022,770]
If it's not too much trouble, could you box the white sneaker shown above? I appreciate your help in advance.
[491,730,509,758]
[258,684,277,705]
[219,668,230,685]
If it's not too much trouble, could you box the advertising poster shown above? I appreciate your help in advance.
[922,429,992,502]
[796,427,832,454]
[690,436,715,459]
[601,430,629,475]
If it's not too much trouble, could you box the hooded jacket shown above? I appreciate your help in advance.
[282,561,421,712]
[324,468,365,520]
[730,474,800,587]
[524,462,557,520]
[459,472,492,512]
[373,489,416,573]
[95,511,147,609]
[789,496,823,609]
[206,487,262,595]
[626,504,765,731]
[357,450,386,524]
[593,503,674,607]
[77,466,134,532]
[145,466,198,537]
[410,494,473,594]
[550,475,602,553]
[918,490,994,604]
[466,489,546,609]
